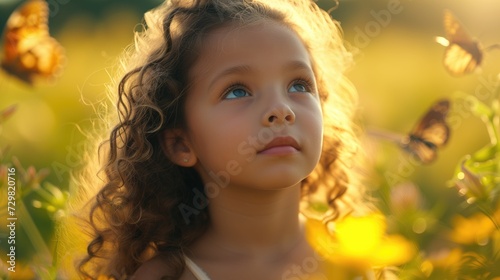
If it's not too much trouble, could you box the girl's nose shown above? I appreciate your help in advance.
[262,104,296,126]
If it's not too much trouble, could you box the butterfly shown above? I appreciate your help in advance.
[1,0,65,85]
[435,9,483,76]
[399,99,450,164]
[367,99,451,164]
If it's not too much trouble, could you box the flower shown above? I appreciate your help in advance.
[455,160,488,203]
[449,213,498,245]
[305,213,417,272]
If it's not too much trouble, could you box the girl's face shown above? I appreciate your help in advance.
[183,21,323,191]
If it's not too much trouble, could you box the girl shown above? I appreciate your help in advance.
[71,0,368,279]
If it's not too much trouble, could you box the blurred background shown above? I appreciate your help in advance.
[0,0,499,278]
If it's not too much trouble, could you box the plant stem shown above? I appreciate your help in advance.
[18,199,52,265]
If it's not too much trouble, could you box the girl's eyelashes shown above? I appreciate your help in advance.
[288,77,315,93]
[222,83,251,99]
[220,77,316,100]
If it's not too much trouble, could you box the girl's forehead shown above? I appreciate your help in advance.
[188,21,312,78]
[208,20,296,43]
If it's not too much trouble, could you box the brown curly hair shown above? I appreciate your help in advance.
[66,0,366,278]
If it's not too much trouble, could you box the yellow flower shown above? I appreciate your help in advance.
[449,213,497,245]
[0,262,36,280]
[305,213,416,272]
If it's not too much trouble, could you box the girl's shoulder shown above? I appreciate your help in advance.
[131,255,170,279]
[131,255,197,280]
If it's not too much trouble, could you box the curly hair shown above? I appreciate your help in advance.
[68,0,366,278]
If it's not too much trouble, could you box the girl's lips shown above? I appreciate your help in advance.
[258,145,299,155]
[258,136,301,154]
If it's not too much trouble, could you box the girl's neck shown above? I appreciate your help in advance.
[192,183,303,260]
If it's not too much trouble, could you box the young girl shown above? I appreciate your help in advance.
[71,0,367,279]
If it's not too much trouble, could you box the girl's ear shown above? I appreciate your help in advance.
[161,129,197,167]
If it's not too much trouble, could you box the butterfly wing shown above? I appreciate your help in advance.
[402,136,439,164]
[443,9,471,43]
[443,44,481,76]
[442,9,482,76]
[1,0,65,85]
[401,99,451,163]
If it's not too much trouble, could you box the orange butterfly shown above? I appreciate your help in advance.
[1,0,65,85]
[435,9,483,76]
[368,99,451,164]
[436,9,500,76]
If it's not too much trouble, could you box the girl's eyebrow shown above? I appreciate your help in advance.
[286,60,313,73]
[209,64,253,90]
[208,60,313,90]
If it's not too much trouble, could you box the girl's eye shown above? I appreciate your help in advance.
[224,87,250,99]
[289,80,312,93]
